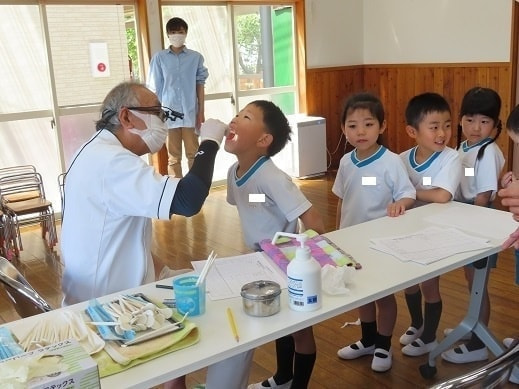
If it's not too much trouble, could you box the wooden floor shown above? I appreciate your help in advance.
[1,173,518,388]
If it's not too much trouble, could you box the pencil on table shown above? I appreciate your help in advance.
[226,307,240,342]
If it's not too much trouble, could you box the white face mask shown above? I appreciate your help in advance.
[168,33,186,48]
[128,110,168,154]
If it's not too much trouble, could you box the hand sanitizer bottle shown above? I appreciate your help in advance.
[271,232,322,311]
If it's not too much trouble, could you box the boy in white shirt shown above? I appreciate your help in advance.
[225,100,324,389]
[398,92,461,356]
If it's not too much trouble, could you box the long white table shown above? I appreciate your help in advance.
[3,202,517,387]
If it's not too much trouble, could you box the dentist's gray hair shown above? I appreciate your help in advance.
[95,81,143,132]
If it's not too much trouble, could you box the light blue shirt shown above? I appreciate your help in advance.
[147,46,208,128]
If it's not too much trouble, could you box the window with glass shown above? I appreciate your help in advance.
[160,3,298,181]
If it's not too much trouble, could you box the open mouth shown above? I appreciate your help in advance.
[226,130,236,141]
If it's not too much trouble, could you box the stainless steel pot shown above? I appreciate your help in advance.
[240,280,281,317]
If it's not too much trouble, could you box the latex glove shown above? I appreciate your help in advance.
[199,118,228,146]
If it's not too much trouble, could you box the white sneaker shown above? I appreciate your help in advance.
[337,340,375,359]
[399,326,424,346]
[503,337,516,348]
[402,338,438,357]
[441,344,488,364]
[247,377,292,389]
[443,328,471,341]
[371,348,392,372]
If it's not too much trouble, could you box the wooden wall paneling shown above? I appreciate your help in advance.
[388,68,401,152]
[396,66,415,152]
[306,66,364,169]
[477,66,489,88]
[497,65,513,168]
[328,69,348,168]
[305,63,512,170]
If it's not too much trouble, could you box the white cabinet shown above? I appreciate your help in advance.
[272,115,327,178]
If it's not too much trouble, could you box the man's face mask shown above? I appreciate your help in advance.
[168,33,186,48]
[128,110,168,154]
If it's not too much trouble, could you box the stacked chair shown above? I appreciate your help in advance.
[0,166,57,258]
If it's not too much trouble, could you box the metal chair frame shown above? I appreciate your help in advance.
[0,211,18,260]
[0,172,57,255]
[0,256,53,318]
[0,165,38,203]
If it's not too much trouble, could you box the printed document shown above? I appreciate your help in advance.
[192,252,287,300]
[370,226,492,265]
[424,202,516,241]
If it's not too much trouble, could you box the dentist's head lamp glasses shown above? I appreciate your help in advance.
[102,105,184,122]
[125,105,184,122]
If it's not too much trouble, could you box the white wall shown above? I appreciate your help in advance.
[306,0,513,68]
[305,0,364,68]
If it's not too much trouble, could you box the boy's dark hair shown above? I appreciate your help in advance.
[456,87,502,160]
[507,104,519,134]
[405,92,451,129]
[166,17,188,33]
[250,100,291,157]
[340,92,385,126]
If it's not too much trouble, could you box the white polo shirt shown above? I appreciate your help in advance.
[227,156,311,250]
[455,139,504,203]
[332,146,416,228]
[400,146,461,206]
[61,130,179,306]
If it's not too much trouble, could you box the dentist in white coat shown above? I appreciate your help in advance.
[61,81,252,388]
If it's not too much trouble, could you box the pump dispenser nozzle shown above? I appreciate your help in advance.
[271,232,308,248]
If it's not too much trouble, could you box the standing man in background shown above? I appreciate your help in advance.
[148,17,208,178]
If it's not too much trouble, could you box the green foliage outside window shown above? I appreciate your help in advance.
[236,14,261,75]
[126,28,140,81]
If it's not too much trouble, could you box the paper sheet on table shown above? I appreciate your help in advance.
[424,204,517,241]
[370,226,492,265]
[192,252,287,300]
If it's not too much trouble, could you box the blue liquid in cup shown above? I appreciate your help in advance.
[173,275,206,316]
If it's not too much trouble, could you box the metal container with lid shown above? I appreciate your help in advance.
[240,280,281,317]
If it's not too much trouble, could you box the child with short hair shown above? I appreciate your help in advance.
[224,100,325,389]
[399,92,462,356]
[334,93,415,372]
[441,87,504,364]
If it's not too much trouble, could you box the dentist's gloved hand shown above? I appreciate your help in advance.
[199,118,228,147]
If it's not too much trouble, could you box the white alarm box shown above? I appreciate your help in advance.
[272,115,327,178]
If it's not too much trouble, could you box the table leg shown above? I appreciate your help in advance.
[420,258,505,378]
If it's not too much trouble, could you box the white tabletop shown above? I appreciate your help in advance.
[3,202,517,388]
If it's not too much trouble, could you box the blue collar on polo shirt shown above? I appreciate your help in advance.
[351,145,386,167]
[461,137,492,152]
[409,146,441,172]
[235,156,269,187]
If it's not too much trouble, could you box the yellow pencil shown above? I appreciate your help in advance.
[226,307,239,342]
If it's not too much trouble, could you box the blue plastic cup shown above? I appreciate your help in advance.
[173,275,206,316]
